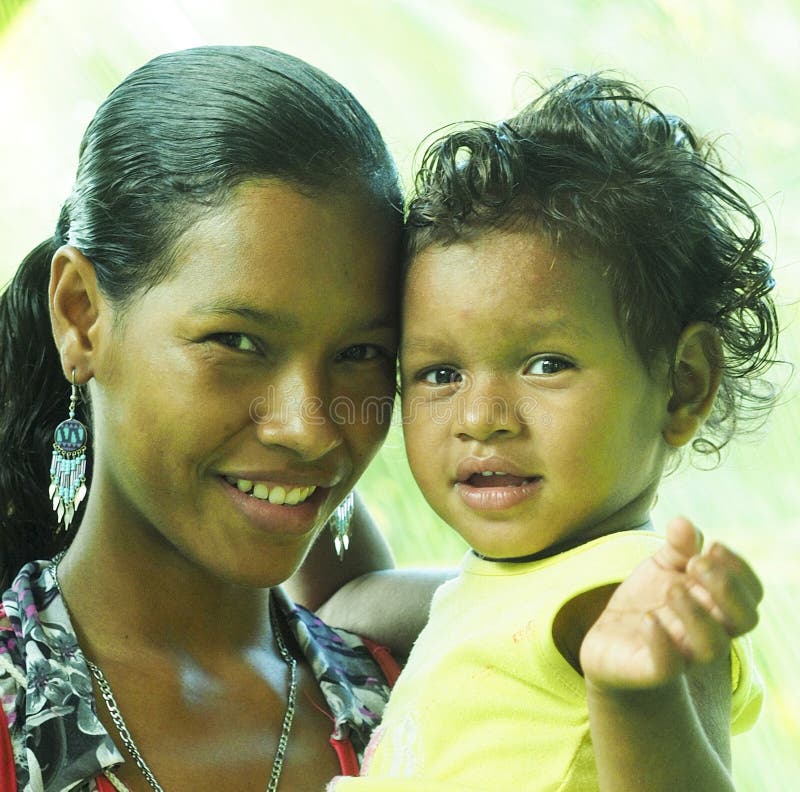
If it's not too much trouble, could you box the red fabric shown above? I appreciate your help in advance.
[330,735,361,777]
[329,639,400,776]
[361,637,402,687]
[0,677,117,792]
[0,706,16,791]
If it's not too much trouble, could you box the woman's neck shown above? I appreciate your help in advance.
[57,501,275,665]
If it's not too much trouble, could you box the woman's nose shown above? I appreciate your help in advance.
[251,370,343,461]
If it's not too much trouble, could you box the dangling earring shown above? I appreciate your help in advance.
[329,491,354,560]
[49,370,89,531]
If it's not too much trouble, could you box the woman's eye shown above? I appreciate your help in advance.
[525,357,572,376]
[422,367,462,385]
[337,344,386,363]
[212,333,260,353]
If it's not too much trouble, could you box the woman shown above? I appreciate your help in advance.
[0,45,405,791]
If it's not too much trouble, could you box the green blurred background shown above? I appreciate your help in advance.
[1,0,797,787]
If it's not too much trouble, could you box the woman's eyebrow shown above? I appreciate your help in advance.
[355,315,399,333]
[192,301,396,334]
[191,301,300,330]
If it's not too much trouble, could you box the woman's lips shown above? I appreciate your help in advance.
[455,476,543,511]
[219,476,326,534]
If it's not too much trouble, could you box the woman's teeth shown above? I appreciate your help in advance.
[225,477,316,505]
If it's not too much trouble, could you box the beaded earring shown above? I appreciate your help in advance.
[49,371,88,531]
[329,491,354,560]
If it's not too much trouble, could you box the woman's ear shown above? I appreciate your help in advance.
[49,246,109,381]
[663,322,723,447]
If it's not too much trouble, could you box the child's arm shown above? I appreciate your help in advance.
[580,518,762,792]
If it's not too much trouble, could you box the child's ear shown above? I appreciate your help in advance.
[663,322,723,447]
[49,245,109,380]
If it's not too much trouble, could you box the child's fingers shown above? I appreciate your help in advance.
[686,545,762,636]
[685,580,723,621]
[688,542,763,604]
[684,580,744,634]
[705,542,764,603]
[653,517,703,572]
[654,583,730,663]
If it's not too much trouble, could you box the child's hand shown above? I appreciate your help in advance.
[579,518,763,692]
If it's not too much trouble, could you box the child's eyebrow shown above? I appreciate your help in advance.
[398,337,445,357]
[527,316,592,340]
[400,317,589,355]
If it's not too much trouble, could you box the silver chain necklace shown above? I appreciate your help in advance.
[52,552,298,792]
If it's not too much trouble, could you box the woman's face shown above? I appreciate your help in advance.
[88,180,399,586]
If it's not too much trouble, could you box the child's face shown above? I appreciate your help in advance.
[400,229,672,559]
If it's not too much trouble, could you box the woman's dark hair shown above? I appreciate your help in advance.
[0,45,402,587]
[406,73,778,462]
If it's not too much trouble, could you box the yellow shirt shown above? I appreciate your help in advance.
[329,530,763,792]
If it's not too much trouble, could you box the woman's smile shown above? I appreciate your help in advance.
[218,475,328,534]
[223,476,319,505]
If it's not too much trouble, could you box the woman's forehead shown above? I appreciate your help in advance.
[163,180,388,273]
[123,180,400,333]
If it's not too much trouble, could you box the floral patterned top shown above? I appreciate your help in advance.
[0,561,397,792]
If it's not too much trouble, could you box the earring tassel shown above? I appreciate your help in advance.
[329,492,354,560]
[49,417,88,532]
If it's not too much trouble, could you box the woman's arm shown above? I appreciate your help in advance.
[285,491,456,656]
[316,567,456,658]
[284,491,396,611]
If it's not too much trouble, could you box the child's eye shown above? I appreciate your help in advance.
[336,344,388,363]
[421,367,463,385]
[525,357,573,376]
[211,333,260,353]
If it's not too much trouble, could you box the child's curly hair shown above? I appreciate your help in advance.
[405,73,779,457]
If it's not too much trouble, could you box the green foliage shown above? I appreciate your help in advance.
[0,0,31,38]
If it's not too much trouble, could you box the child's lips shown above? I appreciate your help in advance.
[455,476,543,510]
[454,456,537,483]
[465,473,533,488]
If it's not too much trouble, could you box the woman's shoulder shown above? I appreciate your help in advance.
[0,559,125,790]
[0,560,56,655]
[0,558,81,708]
[275,587,400,764]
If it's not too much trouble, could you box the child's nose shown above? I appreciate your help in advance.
[452,374,523,442]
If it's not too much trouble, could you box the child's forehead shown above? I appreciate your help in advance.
[401,229,629,356]
[405,228,610,304]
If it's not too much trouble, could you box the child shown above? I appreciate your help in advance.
[328,74,776,791]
